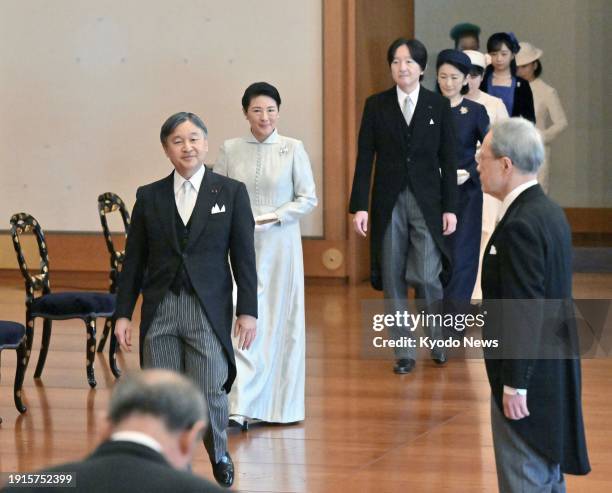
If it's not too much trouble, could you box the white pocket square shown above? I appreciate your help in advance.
[211,203,225,214]
[429,118,435,125]
[489,245,497,255]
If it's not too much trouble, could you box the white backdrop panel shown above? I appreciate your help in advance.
[0,0,323,234]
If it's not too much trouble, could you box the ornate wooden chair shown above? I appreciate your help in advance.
[0,320,28,423]
[9,213,117,388]
[96,193,130,360]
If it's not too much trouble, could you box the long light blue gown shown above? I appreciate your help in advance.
[215,129,317,423]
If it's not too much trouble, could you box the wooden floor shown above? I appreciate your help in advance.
[1,273,611,492]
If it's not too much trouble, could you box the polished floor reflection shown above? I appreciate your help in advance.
[1,273,611,492]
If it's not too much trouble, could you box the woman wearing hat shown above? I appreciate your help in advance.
[463,50,509,124]
[463,49,508,301]
[436,49,489,306]
[449,22,480,51]
[480,32,535,122]
[517,41,568,192]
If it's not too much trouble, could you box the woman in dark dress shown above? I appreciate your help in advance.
[436,49,489,303]
[480,32,535,123]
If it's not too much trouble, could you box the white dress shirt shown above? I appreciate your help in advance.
[397,84,420,125]
[173,164,205,225]
[497,179,539,224]
[111,431,163,454]
[497,178,538,395]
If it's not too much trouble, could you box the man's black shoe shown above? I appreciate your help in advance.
[212,453,234,488]
[393,358,416,374]
[431,350,447,365]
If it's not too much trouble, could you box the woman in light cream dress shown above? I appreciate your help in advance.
[517,41,568,193]
[464,50,509,125]
[464,50,509,301]
[215,82,317,428]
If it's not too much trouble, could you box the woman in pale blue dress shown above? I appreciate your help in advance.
[215,82,317,428]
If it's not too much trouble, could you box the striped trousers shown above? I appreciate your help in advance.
[143,288,228,463]
[381,186,444,359]
[491,397,566,492]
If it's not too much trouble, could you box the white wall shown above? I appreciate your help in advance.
[415,0,611,207]
[0,0,323,234]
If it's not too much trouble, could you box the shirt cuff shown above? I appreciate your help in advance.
[503,385,527,396]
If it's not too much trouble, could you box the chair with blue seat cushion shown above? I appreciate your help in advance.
[96,193,129,367]
[9,213,118,388]
[0,320,28,423]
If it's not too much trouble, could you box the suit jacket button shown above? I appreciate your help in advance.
[406,157,411,163]
[182,253,188,260]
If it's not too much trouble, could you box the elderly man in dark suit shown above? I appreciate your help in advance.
[478,117,590,491]
[2,370,223,492]
[350,37,458,374]
[114,112,258,487]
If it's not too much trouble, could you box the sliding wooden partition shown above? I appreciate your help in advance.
[304,0,414,282]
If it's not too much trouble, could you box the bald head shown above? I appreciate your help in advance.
[108,369,207,433]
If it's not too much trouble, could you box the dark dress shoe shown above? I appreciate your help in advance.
[431,350,447,365]
[393,358,416,374]
[212,453,234,488]
[228,417,249,431]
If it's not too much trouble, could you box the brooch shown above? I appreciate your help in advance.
[279,145,288,156]
[460,106,469,115]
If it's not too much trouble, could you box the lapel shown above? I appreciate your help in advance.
[381,87,409,156]
[485,185,543,255]
[185,166,221,250]
[155,172,181,254]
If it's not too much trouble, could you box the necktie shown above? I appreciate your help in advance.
[402,96,414,126]
[177,181,196,225]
